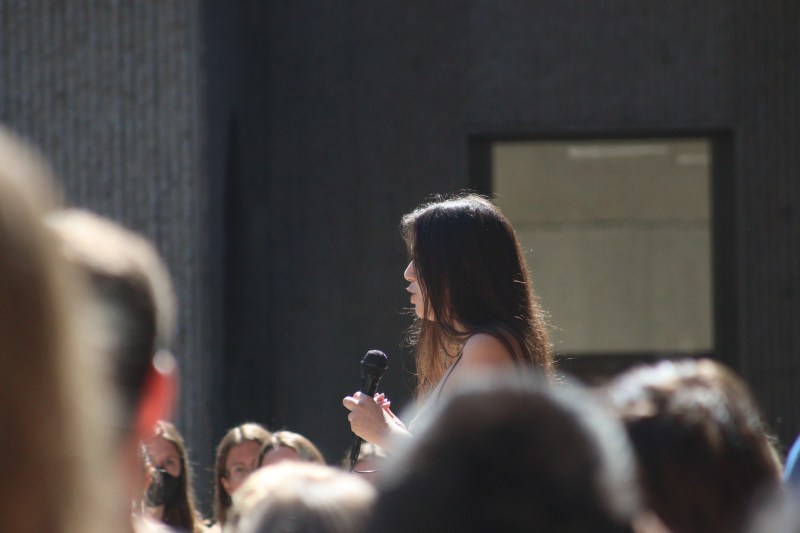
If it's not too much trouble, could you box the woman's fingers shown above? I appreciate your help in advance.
[342,396,357,411]
[374,392,392,409]
[343,391,366,411]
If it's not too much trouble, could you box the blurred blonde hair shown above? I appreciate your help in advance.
[224,462,375,533]
[258,430,325,466]
[0,127,119,532]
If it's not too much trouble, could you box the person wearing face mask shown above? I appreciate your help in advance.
[144,421,205,532]
[343,194,553,450]
[143,458,182,512]
[138,453,178,532]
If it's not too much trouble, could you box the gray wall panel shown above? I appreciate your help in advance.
[733,1,800,442]
[3,0,800,513]
[0,0,216,510]
[219,0,800,454]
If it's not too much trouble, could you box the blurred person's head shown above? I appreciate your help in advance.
[605,358,782,533]
[145,420,202,532]
[47,210,178,519]
[0,127,119,532]
[214,423,272,525]
[258,430,325,467]
[368,373,642,533]
[223,462,375,533]
[47,209,177,437]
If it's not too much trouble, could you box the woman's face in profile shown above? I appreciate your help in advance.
[146,436,182,478]
[404,261,430,320]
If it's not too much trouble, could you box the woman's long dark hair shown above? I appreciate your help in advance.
[153,421,203,532]
[401,194,552,397]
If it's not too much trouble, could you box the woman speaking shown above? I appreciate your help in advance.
[343,194,553,449]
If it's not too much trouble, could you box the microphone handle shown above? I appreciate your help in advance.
[349,376,380,471]
[349,434,363,471]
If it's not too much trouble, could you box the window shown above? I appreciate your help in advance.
[491,138,712,359]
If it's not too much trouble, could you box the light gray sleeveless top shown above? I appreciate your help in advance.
[408,351,464,431]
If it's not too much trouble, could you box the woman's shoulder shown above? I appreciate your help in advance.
[432,333,516,400]
[460,333,516,368]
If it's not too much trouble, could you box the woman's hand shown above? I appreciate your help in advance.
[342,391,409,450]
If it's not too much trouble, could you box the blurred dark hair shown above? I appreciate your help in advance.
[605,359,782,533]
[400,194,552,397]
[368,374,640,533]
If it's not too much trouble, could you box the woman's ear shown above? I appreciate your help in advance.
[135,350,178,441]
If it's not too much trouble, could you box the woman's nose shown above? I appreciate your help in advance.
[404,261,416,282]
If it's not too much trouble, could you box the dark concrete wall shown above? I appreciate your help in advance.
[0,1,219,510]
[2,0,799,514]
[214,1,475,467]
[216,0,800,455]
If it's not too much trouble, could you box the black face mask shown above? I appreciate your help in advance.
[144,467,181,507]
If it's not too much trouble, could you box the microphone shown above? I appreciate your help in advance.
[349,349,389,471]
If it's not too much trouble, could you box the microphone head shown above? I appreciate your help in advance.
[361,349,388,380]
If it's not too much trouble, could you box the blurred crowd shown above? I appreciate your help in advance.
[3,125,800,533]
